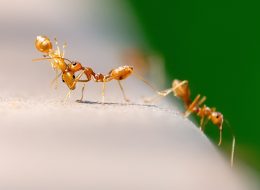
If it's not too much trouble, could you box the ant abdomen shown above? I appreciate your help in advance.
[35,35,53,53]
[109,66,134,80]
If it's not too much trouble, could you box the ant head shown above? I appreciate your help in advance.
[35,36,53,53]
[172,79,190,98]
[68,61,83,72]
[211,112,223,130]
[129,66,134,71]
[125,66,134,74]
[62,71,76,90]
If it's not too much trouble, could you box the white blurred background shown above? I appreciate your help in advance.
[0,0,166,102]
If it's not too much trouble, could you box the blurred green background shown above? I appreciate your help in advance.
[129,0,260,172]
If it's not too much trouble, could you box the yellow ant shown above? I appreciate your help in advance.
[33,35,160,102]
[145,79,236,167]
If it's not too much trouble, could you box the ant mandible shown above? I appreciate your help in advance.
[145,79,235,167]
[33,35,159,102]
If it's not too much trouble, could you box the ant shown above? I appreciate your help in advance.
[33,35,159,102]
[145,79,236,167]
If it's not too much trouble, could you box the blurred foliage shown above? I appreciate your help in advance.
[129,0,260,172]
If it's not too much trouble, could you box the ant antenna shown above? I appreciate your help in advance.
[223,120,236,167]
[132,72,161,94]
[63,58,73,64]
[102,82,106,103]
[218,127,223,146]
[54,37,61,56]
[32,57,73,65]
[62,42,67,58]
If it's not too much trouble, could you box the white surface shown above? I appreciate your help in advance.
[0,98,254,190]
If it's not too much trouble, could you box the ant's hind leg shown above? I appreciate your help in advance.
[184,95,206,117]
[117,80,130,102]
[144,88,173,103]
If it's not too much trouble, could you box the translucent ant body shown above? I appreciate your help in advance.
[146,79,235,167]
[34,35,158,102]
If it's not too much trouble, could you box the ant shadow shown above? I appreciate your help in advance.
[76,100,158,109]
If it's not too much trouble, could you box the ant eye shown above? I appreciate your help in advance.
[73,75,75,79]
[62,79,65,82]
[73,62,77,66]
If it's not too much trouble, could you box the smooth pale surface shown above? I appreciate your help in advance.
[0,98,255,190]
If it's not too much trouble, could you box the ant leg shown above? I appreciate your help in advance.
[144,88,173,103]
[197,96,207,107]
[102,82,106,103]
[184,95,206,117]
[117,80,130,102]
[70,71,85,89]
[199,117,205,131]
[202,118,210,131]
[51,71,62,89]
[80,84,86,101]
[184,95,201,117]
[218,129,222,146]
[199,117,210,132]
[63,90,72,102]
[145,80,188,103]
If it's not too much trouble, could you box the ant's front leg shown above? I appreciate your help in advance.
[144,88,173,103]
[117,80,130,102]
[63,90,72,103]
[80,84,85,101]
[72,69,92,101]
[77,79,92,102]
